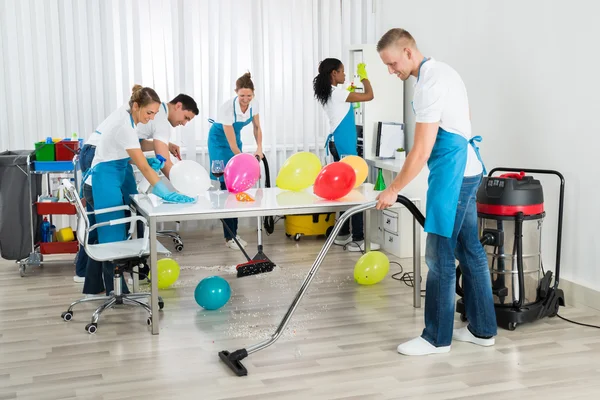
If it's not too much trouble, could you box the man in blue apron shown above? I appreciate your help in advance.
[207,72,265,250]
[375,28,497,356]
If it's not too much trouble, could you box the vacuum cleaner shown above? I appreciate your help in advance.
[456,167,566,331]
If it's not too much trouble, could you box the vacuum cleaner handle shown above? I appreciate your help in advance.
[488,167,565,288]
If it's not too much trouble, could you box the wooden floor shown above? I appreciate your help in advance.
[2,225,600,400]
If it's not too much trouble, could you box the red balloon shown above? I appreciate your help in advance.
[313,162,356,200]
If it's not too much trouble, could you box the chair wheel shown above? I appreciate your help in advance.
[147,317,152,326]
[175,244,183,252]
[172,238,179,244]
[61,311,73,322]
[158,301,164,310]
[85,323,97,334]
[294,233,302,241]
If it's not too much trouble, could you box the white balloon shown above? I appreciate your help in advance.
[169,160,212,196]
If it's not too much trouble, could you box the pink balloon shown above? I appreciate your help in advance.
[224,153,260,193]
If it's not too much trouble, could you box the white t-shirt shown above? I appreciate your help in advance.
[322,85,351,134]
[136,102,171,144]
[85,104,140,185]
[216,97,259,125]
[413,58,482,176]
[85,102,171,147]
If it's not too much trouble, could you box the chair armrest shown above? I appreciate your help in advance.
[85,215,150,259]
[89,216,148,232]
[92,205,132,215]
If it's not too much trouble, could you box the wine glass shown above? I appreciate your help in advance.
[211,160,225,192]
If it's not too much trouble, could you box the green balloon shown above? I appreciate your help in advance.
[149,258,180,289]
[354,251,389,285]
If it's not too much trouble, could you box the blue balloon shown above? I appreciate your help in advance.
[194,276,231,310]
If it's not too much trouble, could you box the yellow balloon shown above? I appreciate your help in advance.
[149,258,181,289]
[340,155,369,188]
[354,251,389,285]
[276,152,322,191]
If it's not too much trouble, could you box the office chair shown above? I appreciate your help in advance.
[60,179,170,334]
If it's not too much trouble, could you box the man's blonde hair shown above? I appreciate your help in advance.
[376,28,417,52]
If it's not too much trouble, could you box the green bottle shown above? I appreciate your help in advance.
[374,168,386,191]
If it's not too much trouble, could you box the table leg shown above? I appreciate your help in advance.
[365,209,371,252]
[150,217,159,334]
[133,265,139,293]
[132,216,139,293]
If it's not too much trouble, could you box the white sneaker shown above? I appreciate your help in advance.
[453,326,495,347]
[334,234,352,245]
[346,241,381,252]
[397,337,451,356]
[226,239,245,250]
[73,275,85,283]
[236,235,248,247]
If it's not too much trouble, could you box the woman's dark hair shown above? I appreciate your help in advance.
[313,58,342,106]
[236,72,255,91]
[170,93,199,115]
[129,84,161,109]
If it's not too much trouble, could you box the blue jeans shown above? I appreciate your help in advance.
[75,145,101,278]
[422,174,497,347]
[220,181,238,240]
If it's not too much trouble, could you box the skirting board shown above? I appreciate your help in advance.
[559,279,600,312]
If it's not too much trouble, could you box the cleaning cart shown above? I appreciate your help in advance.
[0,150,43,265]
[1,141,81,276]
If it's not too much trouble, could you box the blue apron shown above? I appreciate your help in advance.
[91,158,138,243]
[413,58,486,238]
[324,102,357,157]
[82,113,138,243]
[207,97,253,181]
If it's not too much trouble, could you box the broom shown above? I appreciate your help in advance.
[221,219,275,277]
[219,155,277,277]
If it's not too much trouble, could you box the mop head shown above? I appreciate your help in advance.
[236,259,276,277]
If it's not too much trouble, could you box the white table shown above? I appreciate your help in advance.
[131,183,422,334]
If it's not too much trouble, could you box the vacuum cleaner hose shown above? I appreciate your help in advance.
[261,156,275,234]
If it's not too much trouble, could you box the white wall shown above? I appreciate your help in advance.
[377,0,600,291]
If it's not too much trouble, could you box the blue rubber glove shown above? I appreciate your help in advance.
[151,181,196,204]
[161,192,197,204]
[147,155,166,172]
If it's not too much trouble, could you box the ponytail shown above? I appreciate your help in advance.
[313,58,342,106]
